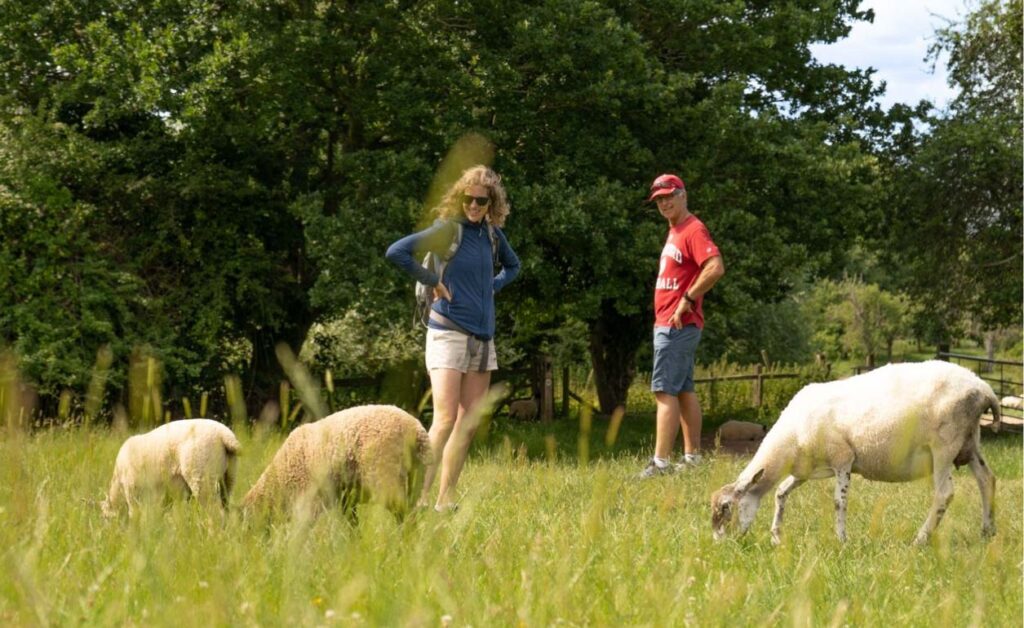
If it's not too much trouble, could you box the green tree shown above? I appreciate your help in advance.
[825,279,913,364]
[885,0,1022,348]
[0,0,897,417]
[471,0,887,411]
[0,0,467,409]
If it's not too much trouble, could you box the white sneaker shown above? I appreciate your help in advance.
[638,459,676,479]
[675,453,704,470]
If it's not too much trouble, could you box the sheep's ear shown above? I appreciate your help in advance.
[736,468,765,493]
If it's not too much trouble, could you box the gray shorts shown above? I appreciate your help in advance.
[651,325,702,395]
[425,328,498,373]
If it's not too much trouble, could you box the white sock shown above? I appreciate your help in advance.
[653,456,671,468]
[684,452,702,463]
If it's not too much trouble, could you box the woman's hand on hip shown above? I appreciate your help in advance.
[434,283,453,302]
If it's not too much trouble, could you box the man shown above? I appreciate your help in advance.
[640,173,725,478]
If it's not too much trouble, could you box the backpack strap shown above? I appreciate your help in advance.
[437,219,496,267]
[486,222,499,267]
[440,221,462,262]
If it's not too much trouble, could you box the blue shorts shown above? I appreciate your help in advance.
[651,325,702,395]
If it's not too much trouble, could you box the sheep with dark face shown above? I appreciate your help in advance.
[711,361,1000,545]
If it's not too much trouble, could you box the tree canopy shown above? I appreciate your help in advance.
[882,0,1022,345]
[0,0,1017,416]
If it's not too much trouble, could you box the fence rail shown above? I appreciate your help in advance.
[936,352,1022,399]
[337,353,1021,427]
[936,352,1023,429]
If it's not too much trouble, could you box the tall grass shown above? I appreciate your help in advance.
[0,422,1020,626]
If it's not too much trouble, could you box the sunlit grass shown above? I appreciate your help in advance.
[0,423,1020,626]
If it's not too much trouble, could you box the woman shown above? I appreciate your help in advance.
[385,165,520,511]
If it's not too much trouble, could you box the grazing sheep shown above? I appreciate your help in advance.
[1000,395,1023,410]
[508,398,539,421]
[717,420,766,441]
[102,419,241,517]
[241,404,431,519]
[711,361,1000,545]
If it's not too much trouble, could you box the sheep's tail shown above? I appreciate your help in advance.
[221,430,242,455]
[988,390,1002,434]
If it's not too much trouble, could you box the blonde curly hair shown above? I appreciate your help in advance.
[434,165,510,228]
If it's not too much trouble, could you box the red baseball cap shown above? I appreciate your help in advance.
[647,174,685,201]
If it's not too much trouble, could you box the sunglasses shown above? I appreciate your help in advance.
[462,195,491,207]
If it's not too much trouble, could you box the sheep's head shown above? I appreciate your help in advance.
[711,468,764,541]
[710,484,738,540]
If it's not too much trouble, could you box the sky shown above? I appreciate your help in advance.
[809,0,969,110]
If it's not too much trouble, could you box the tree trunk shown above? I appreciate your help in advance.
[588,302,647,415]
[982,331,995,372]
[246,317,315,417]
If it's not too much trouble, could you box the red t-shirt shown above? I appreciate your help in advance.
[654,215,720,328]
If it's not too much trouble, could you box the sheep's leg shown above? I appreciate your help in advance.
[834,465,852,543]
[967,450,996,538]
[771,475,804,545]
[102,476,123,518]
[914,465,955,545]
[183,474,220,511]
[221,454,238,509]
[418,462,438,508]
[123,484,138,518]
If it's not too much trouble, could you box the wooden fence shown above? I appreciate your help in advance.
[331,353,1020,428]
[563,364,805,419]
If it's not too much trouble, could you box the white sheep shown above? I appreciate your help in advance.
[711,361,1000,545]
[1000,395,1023,410]
[717,420,767,441]
[241,404,432,519]
[102,419,241,517]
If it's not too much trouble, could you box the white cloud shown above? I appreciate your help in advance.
[810,0,968,109]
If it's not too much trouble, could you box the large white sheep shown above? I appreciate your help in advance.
[102,419,241,517]
[241,404,432,519]
[711,361,1000,545]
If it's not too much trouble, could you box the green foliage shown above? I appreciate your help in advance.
[0,0,1016,416]
[301,310,422,380]
[827,279,913,362]
[883,0,1022,342]
[800,278,914,363]
[0,121,148,399]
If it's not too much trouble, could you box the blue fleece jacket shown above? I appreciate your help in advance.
[386,218,520,340]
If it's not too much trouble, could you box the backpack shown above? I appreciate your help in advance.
[415,220,499,327]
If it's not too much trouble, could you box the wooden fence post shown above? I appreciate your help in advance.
[541,355,554,422]
[752,364,763,407]
[708,372,716,414]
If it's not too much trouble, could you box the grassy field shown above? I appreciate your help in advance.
[1,414,1021,627]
